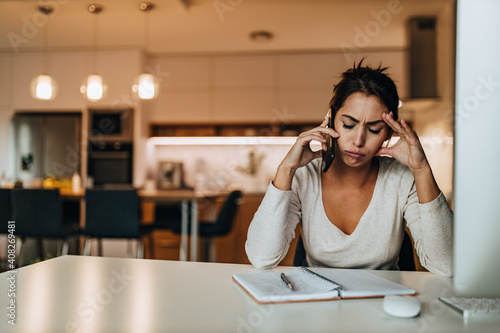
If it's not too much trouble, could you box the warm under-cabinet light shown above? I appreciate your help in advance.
[148,136,301,146]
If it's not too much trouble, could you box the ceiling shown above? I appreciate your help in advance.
[0,0,455,55]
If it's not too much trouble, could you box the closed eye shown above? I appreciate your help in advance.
[343,123,354,129]
[343,122,383,134]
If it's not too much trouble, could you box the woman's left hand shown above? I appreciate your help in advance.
[375,112,429,171]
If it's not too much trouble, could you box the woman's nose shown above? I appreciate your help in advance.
[353,128,366,147]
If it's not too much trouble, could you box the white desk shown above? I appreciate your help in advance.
[1,256,499,332]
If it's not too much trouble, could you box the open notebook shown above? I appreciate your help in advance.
[233,267,416,304]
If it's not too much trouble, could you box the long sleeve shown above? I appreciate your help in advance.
[404,186,454,277]
[245,182,301,269]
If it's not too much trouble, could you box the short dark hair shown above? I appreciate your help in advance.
[328,59,399,121]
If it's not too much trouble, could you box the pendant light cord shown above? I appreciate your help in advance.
[42,21,47,74]
[92,11,98,73]
[141,3,153,55]
[144,10,148,53]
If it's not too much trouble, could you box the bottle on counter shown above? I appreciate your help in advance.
[72,172,81,193]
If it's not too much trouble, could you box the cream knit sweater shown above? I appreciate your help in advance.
[245,156,453,277]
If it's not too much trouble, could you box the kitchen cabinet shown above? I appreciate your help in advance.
[145,50,408,124]
[145,57,212,124]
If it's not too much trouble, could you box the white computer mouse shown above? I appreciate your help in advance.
[383,295,421,318]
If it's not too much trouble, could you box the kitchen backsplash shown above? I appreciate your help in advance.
[151,144,290,193]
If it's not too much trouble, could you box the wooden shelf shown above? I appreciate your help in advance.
[150,122,318,137]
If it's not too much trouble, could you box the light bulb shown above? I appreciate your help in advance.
[132,73,160,100]
[30,74,58,101]
[81,74,107,102]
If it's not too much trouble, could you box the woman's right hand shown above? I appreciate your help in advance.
[273,117,339,190]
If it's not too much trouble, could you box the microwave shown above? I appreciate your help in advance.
[88,108,133,142]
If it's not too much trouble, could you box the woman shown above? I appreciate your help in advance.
[245,61,453,277]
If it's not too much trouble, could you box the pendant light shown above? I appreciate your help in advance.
[132,2,160,100]
[81,4,107,102]
[30,6,58,101]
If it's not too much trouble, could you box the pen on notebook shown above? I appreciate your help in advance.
[281,273,294,291]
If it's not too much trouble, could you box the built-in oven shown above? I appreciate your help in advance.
[87,141,133,186]
[88,108,133,142]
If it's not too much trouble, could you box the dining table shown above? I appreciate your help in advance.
[59,187,229,261]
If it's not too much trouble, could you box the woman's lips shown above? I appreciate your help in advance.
[345,150,366,159]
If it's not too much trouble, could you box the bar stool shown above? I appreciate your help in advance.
[150,190,242,261]
[83,189,149,258]
[10,188,80,266]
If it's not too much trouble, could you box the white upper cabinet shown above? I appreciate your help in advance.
[213,55,275,122]
[147,51,406,124]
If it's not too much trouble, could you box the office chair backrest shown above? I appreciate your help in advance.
[293,235,308,267]
[398,229,416,271]
[211,190,242,236]
[0,189,12,233]
[11,189,64,237]
[84,189,140,238]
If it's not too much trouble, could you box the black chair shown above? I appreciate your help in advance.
[150,190,242,261]
[293,229,416,271]
[10,188,80,266]
[83,189,148,258]
[0,189,11,234]
[0,189,12,270]
[293,235,308,267]
[398,228,416,271]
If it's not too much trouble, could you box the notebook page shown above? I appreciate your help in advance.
[233,269,340,303]
[307,268,416,298]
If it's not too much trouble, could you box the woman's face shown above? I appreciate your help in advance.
[333,92,391,168]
